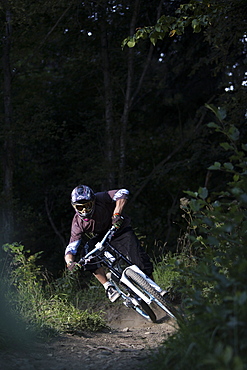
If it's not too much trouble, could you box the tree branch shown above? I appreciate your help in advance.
[129,0,163,108]
[37,4,73,51]
[12,3,73,79]
[129,97,215,204]
[119,0,163,185]
[45,197,66,249]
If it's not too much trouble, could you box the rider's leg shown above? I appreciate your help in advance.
[93,267,120,302]
[93,266,108,284]
[111,229,154,277]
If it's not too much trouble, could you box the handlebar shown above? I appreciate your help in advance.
[78,225,117,265]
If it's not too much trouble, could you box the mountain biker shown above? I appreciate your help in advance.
[64,185,154,302]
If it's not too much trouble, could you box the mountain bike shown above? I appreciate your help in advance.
[78,226,180,323]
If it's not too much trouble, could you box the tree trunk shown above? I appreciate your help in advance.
[118,0,163,186]
[101,20,115,188]
[118,0,139,187]
[2,5,14,243]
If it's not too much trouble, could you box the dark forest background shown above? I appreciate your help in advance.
[1,0,246,276]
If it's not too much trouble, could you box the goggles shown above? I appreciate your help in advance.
[73,201,94,213]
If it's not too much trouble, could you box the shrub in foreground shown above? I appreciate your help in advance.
[0,243,107,347]
[149,115,247,369]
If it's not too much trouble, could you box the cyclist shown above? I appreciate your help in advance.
[64,185,153,302]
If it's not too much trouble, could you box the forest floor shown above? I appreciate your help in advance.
[0,304,177,370]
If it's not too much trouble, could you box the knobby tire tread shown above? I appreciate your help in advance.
[125,268,180,321]
[137,299,156,323]
[110,274,156,322]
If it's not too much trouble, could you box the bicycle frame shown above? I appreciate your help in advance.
[82,230,154,296]
[78,226,179,321]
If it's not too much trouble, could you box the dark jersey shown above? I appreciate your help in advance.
[65,189,130,256]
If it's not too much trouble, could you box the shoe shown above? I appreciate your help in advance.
[106,272,112,280]
[106,285,120,302]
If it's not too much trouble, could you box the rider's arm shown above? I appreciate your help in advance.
[65,213,84,269]
[108,189,129,216]
[64,239,81,268]
[65,252,74,268]
[113,198,127,216]
[109,189,129,228]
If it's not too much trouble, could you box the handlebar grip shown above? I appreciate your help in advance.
[78,258,84,265]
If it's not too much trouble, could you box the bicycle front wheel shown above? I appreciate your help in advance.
[125,268,180,321]
[134,299,156,323]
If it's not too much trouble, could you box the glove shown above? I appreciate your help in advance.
[67,261,79,271]
[112,213,124,229]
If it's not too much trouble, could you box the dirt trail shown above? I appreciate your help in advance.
[0,305,177,370]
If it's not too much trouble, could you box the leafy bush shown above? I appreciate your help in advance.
[153,252,184,302]
[149,108,247,369]
[0,243,107,347]
[0,280,37,350]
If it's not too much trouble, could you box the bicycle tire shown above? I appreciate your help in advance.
[125,268,180,321]
[107,274,157,322]
[134,299,157,323]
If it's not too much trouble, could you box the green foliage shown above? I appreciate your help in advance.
[2,243,44,289]
[153,252,183,300]
[122,0,215,48]
[122,0,246,50]
[1,0,246,276]
[52,269,113,312]
[149,110,247,368]
[0,281,37,350]
[0,244,107,347]
[31,295,106,334]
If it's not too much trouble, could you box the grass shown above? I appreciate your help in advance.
[148,244,247,369]
[0,244,108,349]
[0,283,37,350]
[0,240,186,352]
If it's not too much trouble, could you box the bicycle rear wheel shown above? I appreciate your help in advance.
[125,268,180,321]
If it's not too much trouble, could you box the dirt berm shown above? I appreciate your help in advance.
[0,304,177,370]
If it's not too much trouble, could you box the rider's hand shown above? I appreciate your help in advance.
[67,261,79,271]
[112,213,124,229]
